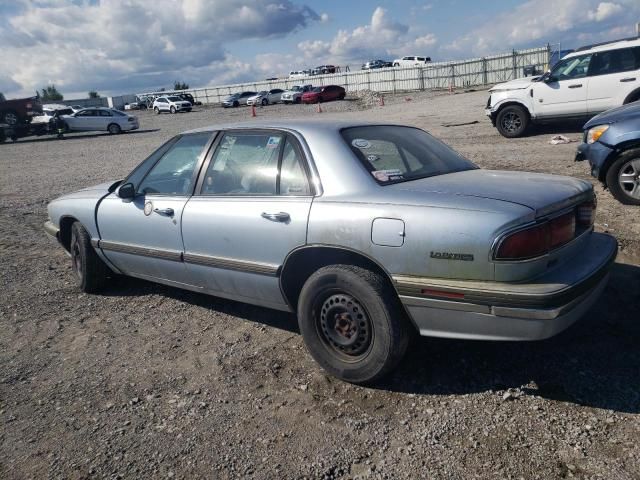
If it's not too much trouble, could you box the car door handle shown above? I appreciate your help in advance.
[568,84,582,88]
[261,211,290,222]
[154,207,174,216]
[620,77,636,82]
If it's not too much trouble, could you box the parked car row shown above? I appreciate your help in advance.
[222,85,346,107]
[289,56,433,78]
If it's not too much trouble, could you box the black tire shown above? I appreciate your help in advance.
[297,265,411,384]
[338,92,346,100]
[261,98,268,106]
[107,123,121,134]
[295,97,301,104]
[70,222,109,293]
[2,110,19,126]
[233,101,239,108]
[605,148,640,205]
[154,107,160,114]
[170,106,176,114]
[496,105,530,138]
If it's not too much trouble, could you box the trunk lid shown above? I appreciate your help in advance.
[388,170,593,216]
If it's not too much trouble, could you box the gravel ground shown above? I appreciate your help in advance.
[1,90,639,479]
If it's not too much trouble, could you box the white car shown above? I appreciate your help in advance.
[281,85,313,104]
[152,95,192,114]
[62,107,139,134]
[31,104,74,124]
[392,56,431,67]
[246,89,285,106]
[289,70,309,79]
[486,37,640,137]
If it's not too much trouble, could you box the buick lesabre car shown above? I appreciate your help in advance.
[44,120,617,384]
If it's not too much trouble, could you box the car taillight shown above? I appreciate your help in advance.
[495,223,550,260]
[577,200,596,227]
[549,212,575,248]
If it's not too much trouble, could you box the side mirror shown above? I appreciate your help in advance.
[544,74,558,83]
[117,182,136,199]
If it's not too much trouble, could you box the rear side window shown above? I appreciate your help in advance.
[589,47,640,76]
[341,126,477,185]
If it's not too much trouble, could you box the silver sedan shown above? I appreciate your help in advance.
[44,120,617,383]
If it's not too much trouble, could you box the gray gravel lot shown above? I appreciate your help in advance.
[1,90,639,479]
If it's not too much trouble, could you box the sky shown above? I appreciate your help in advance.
[0,0,638,99]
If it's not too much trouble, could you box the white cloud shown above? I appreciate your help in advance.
[296,7,436,65]
[320,12,330,23]
[587,2,624,21]
[441,0,638,57]
[0,0,320,97]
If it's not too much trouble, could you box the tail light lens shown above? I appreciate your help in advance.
[577,200,596,227]
[495,200,594,261]
[496,223,550,260]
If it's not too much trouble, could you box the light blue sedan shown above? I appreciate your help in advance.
[44,120,617,383]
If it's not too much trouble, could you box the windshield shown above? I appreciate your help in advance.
[311,87,322,92]
[167,96,182,101]
[257,91,268,96]
[291,86,302,91]
[341,126,477,185]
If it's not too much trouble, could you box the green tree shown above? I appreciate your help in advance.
[173,81,189,90]
[88,90,100,99]
[40,85,63,101]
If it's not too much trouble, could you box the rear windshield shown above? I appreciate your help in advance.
[341,126,477,185]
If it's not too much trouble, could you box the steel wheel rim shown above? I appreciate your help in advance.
[71,236,83,280]
[618,158,640,200]
[5,112,18,125]
[316,292,373,361]
[501,112,521,133]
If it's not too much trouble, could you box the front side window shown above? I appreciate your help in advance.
[342,126,477,185]
[551,54,592,80]
[137,133,211,196]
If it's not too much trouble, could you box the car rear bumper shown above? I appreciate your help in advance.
[395,232,617,341]
[575,141,615,180]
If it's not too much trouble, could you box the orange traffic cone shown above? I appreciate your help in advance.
[316,102,322,113]
[251,104,256,117]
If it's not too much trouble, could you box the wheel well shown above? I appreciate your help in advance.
[280,246,396,310]
[496,101,531,119]
[623,88,640,104]
[599,143,640,182]
[58,216,78,252]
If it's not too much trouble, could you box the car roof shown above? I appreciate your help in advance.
[181,119,402,136]
[567,36,640,57]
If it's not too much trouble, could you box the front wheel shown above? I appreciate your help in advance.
[606,148,640,205]
[154,107,160,114]
[496,105,529,138]
[297,265,411,384]
[233,101,239,108]
[261,98,268,106]
[170,106,176,114]
[70,222,110,293]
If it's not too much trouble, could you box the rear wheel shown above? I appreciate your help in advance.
[606,148,640,205]
[170,106,176,114]
[338,92,346,100]
[154,107,160,114]
[295,97,301,104]
[2,110,19,126]
[70,222,109,293]
[496,105,529,138]
[107,123,121,134]
[297,265,411,384]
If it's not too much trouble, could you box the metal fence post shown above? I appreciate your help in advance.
[482,58,488,85]
[512,50,517,79]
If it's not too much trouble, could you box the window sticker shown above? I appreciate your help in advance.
[372,169,403,182]
[352,138,371,149]
[367,154,380,162]
[266,136,281,149]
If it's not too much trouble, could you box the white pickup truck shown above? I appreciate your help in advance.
[486,37,640,137]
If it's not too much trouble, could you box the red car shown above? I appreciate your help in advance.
[301,85,346,104]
